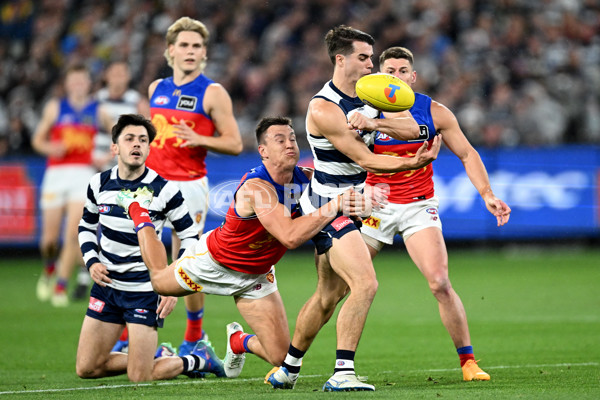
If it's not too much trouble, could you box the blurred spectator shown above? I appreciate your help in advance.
[1,0,599,156]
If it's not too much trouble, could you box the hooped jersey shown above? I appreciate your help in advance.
[206,164,309,274]
[300,80,379,214]
[146,74,216,181]
[48,98,99,167]
[366,92,438,203]
[79,166,197,292]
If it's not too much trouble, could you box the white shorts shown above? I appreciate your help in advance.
[360,196,442,249]
[40,165,96,209]
[166,176,209,233]
[174,232,279,299]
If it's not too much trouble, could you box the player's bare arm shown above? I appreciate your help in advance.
[348,110,419,141]
[432,100,511,226]
[31,99,65,158]
[309,99,441,173]
[175,84,243,154]
[235,179,364,249]
[147,79,162,100]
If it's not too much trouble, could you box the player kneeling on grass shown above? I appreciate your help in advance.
[116,116,370,379]
[76,114,224,382]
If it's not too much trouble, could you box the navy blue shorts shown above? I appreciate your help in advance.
[86,283,163,328]
[312,214,363,255]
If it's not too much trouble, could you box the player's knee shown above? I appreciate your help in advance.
[428,276,451,297]
[265,343,288,366]
[350,274,378,300]
[76,362,101,379]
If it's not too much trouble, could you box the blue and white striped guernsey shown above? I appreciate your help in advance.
[78,166,198,292]
[300,80,380,213]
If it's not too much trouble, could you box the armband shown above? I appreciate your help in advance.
[134,222,155,233]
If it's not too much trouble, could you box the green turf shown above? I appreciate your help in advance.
[0,247,599,399]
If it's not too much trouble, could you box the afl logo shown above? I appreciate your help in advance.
[135,308,149,314]
[426,208,438,215]
[376,132,392,142]
[337,361,345,366]
[98,205,111,214]
[154,96,169,105]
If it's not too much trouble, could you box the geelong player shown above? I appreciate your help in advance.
[266,26,441,392]
[116,116,368,379]
[76,114,224,382]
[361,47,511,381]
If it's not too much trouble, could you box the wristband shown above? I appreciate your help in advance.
[134,222,155,233]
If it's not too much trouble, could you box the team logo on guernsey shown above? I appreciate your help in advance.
[154,95,169,105]
[89,297,105,312]
[178,267,203,291]
[363,216,381,229]
[176,95,197,111]
[426,208,438,215]
[98,205,111,214]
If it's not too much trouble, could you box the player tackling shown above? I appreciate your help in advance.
[116,116,369,379]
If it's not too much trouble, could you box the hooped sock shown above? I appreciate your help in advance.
[282,344,305,378]
[230,331,255,354]
[457,345,475,367]
[181,354,205,372]
[119,327,129,342]
[184,308,204,342]
[44,259,56,276]
[333,349,356,376]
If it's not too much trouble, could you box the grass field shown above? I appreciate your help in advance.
[0,246,599,399]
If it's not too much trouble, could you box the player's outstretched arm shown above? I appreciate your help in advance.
[432,100,511,226]
[237,179,365,249]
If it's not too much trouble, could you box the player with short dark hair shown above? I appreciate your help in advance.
[266,25,441,392]
[361,46,511,381]
[116,116,368,379]
[76,114,223,382]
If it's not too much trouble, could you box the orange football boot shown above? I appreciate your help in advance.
[462,359,490,381]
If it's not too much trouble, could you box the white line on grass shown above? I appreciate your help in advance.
[1,362,597,396]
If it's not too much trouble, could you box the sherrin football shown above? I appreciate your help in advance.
[356,73,415,112]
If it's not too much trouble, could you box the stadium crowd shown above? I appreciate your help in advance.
[0,0,599,156]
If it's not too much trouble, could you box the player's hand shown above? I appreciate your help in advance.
[412,135,442,168]
[89,262,112,287]
[364,184,389,211]
[347,112,377,132]
[483,193,512,226]
[340,189,371,219]
[174,119,205,148]
[157,296,178,318]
